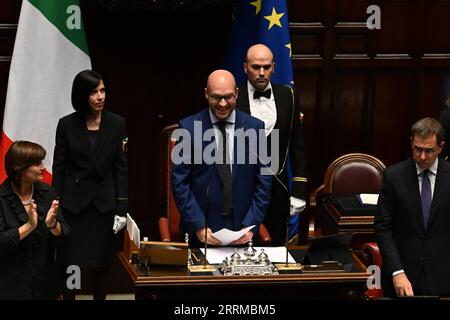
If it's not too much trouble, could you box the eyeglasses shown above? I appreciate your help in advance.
[413,145,437,156]
[207,93,236,103]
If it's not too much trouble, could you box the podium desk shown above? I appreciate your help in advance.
[118,247,370,301]
[317,194,376,250]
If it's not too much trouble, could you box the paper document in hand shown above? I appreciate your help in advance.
[211,225,255,246]
[126,213,140,248]
[201,247,296,264]
[359,193,379,205]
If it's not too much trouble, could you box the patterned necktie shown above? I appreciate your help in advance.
[421,169,431,228]
[216,121,232,216]
[253,88,271,100]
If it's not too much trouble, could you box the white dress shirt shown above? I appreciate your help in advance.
[247,81,277,137]
[416,158,438,198]
[209,109,235,169]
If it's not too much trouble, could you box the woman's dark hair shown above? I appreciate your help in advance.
[71,70,103,115]
[5,141,46,188]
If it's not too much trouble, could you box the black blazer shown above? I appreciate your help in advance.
[237,82,307,199]
[375,157,450,296]
[0,180,69,299]
[52,110,128,215]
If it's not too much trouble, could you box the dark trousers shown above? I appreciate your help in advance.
[414,266,432,296]
[62,266,111,300]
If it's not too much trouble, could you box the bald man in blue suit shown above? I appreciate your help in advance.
[172,70,272,246]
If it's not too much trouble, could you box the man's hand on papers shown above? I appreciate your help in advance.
[231,230,254,245]
[196,227,222,246]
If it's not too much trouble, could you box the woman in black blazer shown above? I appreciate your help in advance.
[0,141,68,299]
[52,70,128,300]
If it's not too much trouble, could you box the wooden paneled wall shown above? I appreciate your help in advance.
[1,0,450,240]
[289,0,450,193]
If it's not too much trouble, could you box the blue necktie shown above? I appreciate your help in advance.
[216,121,232,216]
[421,169,431,228]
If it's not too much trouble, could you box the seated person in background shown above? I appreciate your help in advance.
[0,141,69,300]
[375,118,450,297]
[172,70,272,246]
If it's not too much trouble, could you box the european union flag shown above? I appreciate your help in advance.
[223,0,299,240]
[223,0,293,86]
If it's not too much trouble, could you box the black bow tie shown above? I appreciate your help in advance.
[253,89,271,100]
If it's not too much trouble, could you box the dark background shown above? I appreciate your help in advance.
[1,0,450,242]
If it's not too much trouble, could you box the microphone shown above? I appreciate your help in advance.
[248,142,303,273]
[203,165,217,269]
[187,164,218,275]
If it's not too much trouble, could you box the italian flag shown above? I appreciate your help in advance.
[0,0,91,183]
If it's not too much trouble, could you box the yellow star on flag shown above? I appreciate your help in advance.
[264,7,285,30]
[285,43,292,57]
[250,0,262,15]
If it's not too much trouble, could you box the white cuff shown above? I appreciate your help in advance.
[290,197,306,216]
[113,215,127,234]
[392,269,405,277]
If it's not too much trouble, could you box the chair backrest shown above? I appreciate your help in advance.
[160,124,181,240]
[323,153,386,194]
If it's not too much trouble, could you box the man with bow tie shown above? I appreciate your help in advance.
[237,44,307,246]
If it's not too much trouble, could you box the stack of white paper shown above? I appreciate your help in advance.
[200,247,296,264]
[359,193,379,205]
[211,225,255,246]
[126,213,140,248]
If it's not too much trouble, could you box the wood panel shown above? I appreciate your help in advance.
[375,0,413,55]
[0,1,21,23]
[424,0,450,53]
[371,71,412,164]
[0,0,20,129]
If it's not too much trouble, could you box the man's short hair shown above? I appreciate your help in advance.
[411,117,444,144]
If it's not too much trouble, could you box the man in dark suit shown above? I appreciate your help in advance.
[237,44,307,245]
[172,70,272,246]
[375,117,450,297]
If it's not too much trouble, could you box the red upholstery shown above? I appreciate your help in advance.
[307,153,386,243]
[362,242,382,268]
[362,242,384,298]
[158,124,271,245]
[323,153,385,194]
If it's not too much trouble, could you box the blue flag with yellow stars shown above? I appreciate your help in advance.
[223,0,293,86]
[223,0,299,241]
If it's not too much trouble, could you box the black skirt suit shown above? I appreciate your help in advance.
[52,110,128,268]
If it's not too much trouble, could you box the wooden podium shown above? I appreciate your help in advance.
[317,194,376,250]
[118,234,371,300]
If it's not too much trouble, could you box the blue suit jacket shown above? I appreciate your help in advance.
[172,108,272,241]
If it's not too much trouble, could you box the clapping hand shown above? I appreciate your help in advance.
[45,200,59,229]
[26,201,38,230]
